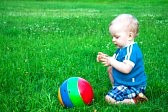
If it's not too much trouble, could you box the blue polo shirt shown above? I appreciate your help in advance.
[112,42,147,88]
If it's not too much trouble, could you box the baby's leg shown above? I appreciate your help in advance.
[107,66,114,85]
[117,93,148,104]
[116,99,134,104]
[105,95,116,104]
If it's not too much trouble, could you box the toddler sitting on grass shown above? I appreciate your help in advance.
[97,14,148,104]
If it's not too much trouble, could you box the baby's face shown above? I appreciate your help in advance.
[109,22,131,48]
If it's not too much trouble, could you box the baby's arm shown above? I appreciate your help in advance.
[99,56,133,74]
[97,52,114,85]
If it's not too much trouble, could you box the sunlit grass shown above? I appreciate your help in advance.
[0,0,168,111]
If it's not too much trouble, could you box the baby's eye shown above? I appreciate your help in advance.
[114,36,119,39]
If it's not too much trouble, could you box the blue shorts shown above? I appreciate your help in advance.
[107,85,146,101]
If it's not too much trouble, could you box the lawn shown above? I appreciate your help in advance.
[0,0,168,111]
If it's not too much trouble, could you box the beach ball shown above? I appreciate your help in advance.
[58,77,94,108]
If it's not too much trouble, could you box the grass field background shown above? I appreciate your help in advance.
[0,0,168,111]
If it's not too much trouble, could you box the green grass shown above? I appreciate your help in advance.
[0,0,168,111]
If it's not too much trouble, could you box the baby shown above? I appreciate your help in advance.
[97,14,148,104]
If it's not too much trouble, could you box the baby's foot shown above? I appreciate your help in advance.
[133,93,148,103]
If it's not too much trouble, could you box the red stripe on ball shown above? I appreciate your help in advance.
[78,78,94,105]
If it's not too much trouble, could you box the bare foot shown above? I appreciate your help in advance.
[133,93,148,103]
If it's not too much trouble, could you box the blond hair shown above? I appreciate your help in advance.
[110,14,139,37]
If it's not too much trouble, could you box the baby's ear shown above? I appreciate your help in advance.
[128,32,134,40]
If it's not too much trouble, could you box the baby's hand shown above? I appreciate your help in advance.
[100,56,114,66]
[97,52,108,62]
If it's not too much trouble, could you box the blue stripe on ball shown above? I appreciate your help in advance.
[60,79,73,108]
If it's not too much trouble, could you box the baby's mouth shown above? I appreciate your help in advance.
[114,43,118,46]
[115,44,120,48]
